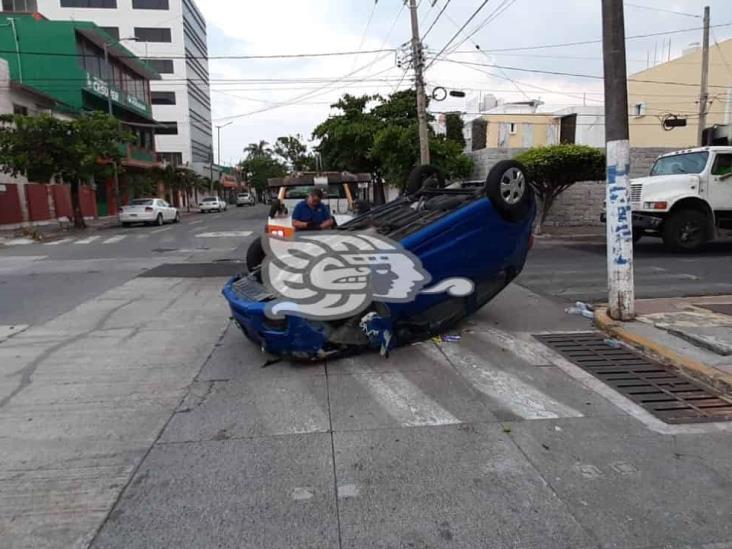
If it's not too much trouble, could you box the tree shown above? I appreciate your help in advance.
[239,155,287,196]
[273,134,316,171]
[0,112,132,227]
[243,140,272,159]
[312,89,474,190]
[515,144,606,233]
[444,113,466,147]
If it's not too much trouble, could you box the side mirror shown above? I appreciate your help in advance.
[719,172,732,181]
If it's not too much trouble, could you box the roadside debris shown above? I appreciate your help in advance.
[603,338,622,349]
[565,301,595,319]
[441,335,462,343]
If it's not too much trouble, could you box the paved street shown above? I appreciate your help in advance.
[2,212,732,548]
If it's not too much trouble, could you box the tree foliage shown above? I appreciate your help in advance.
[312,89,473,189]
[444,113,466,147]
[273,134,316,171]
[515,144,606,231]
[239,141,287,194]
[0,112,133,226]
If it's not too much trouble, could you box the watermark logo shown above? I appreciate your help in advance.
[262,232,474,320]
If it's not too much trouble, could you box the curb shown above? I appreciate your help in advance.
[595,307,732,396]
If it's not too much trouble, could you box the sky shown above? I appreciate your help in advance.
[195,0,732,167]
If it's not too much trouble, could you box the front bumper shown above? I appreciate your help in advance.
[600,212,663,231]
[199,204,221,211]
[222,275,330,359]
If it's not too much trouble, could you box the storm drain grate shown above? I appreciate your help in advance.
[535,332,732,424]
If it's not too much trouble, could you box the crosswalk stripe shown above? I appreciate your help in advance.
[432,336,584,420]
[356,371,461,427]
[74,236,100,245]
[44,238,74,246]
[102,235,127,245]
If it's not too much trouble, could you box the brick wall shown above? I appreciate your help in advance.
[468,147,677,226]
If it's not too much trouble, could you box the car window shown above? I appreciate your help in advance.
[130,199,154,206]
[283,184,346,199]
[712,154,732,176]
[203,197,217,202]
[651,152,709,176]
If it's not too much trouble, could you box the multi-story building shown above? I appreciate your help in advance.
[2,0,213,167]
[0,13,161,218]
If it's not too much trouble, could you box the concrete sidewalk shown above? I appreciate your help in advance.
[596,296,732,395]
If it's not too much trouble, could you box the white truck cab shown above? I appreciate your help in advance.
[629,147,732,251]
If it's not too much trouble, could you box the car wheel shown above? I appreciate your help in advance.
[405,165,446,195]
[156,214,164,226]
[484,160,534,222]
[246,236,266,272]
[662,209,708,252]
[122,222,131,228]
[174,212,180,223]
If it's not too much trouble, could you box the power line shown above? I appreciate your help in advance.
[447,0,519,54]
[426,0,493,69]
[351,1,380,71]
[422,0,452,39]
[624,3,700,19]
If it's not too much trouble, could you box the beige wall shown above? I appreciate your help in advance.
[484,114,557,148]
[628,40,732,147]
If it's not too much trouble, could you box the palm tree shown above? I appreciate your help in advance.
[243,140,271,160]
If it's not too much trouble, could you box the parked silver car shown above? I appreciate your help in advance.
[199,196,227,213]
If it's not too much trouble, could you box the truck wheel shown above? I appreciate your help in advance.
[405,165,445,195]
[662,209,708,252]
[485,160,534,222]
[246,237,266,272]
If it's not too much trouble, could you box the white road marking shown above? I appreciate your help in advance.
[44,238,74,246]
[433,342,583,420]
[195,231,253,238]
[3,238,35,246]
[0,324,29,342]
[357,371,460,427]
[189,219,204,225]
[337,484,360,499]
[291,487,314,501]
[150,226,173,234]
[136,234,147,240]
[74,236,100,245]
[102,235,127,245]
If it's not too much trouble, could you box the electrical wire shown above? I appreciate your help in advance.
[351,1,380,71]
[447,0,519,54]
[422,0,452,40]
[426,0,493,69]
[624,3,700,19]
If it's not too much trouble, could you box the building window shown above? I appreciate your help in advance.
[2,0,37,11]
[145,58,174,74]
[160,152,183,166]
[100,26,119,40]
[13,104,28,115]
[508,122,518,135]
[132,0,168,8]
[151,91,176,105]
[155,122,178,135]
[134,27,172,43]
[60,0,117,7]
[633,102,647,117]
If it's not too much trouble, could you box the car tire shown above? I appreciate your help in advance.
[662,209,708,252]
[174,212,180,223]
[405,165,446,195]
[156,214,164,226]
[484,160,534,222]
[246,236,266,272]
[122,222,131,228]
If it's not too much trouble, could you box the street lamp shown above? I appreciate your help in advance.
[103,36,139,216]
[216,121,233,166]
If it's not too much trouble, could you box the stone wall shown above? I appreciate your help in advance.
[468,147,677,226]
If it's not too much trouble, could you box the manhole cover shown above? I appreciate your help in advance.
[696,303,732,317]
[535,332,732,424]
[139,263,246,278]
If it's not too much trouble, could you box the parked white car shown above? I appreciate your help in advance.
[119,198,179,227]
[199,196,227,213]
[236,192,255,207]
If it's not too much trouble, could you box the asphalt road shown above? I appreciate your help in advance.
[2,210,732,549]
[520,236,732,304]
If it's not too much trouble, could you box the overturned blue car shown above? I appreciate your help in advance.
[223,161,536,360]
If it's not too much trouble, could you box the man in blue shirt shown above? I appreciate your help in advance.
[291,189,334,231]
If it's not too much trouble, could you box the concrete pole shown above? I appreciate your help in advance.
[408,0,431,165]
[697,6,711,146]
[602,0,635,321]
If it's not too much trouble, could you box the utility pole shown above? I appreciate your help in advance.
[602,0,635,321]
[698,6,711,146]
[216,121,233,166]
[408,0,430,165]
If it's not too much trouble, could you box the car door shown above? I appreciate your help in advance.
[708,153,732,211]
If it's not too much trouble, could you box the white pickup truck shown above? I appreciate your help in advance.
[624,147,732,251]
